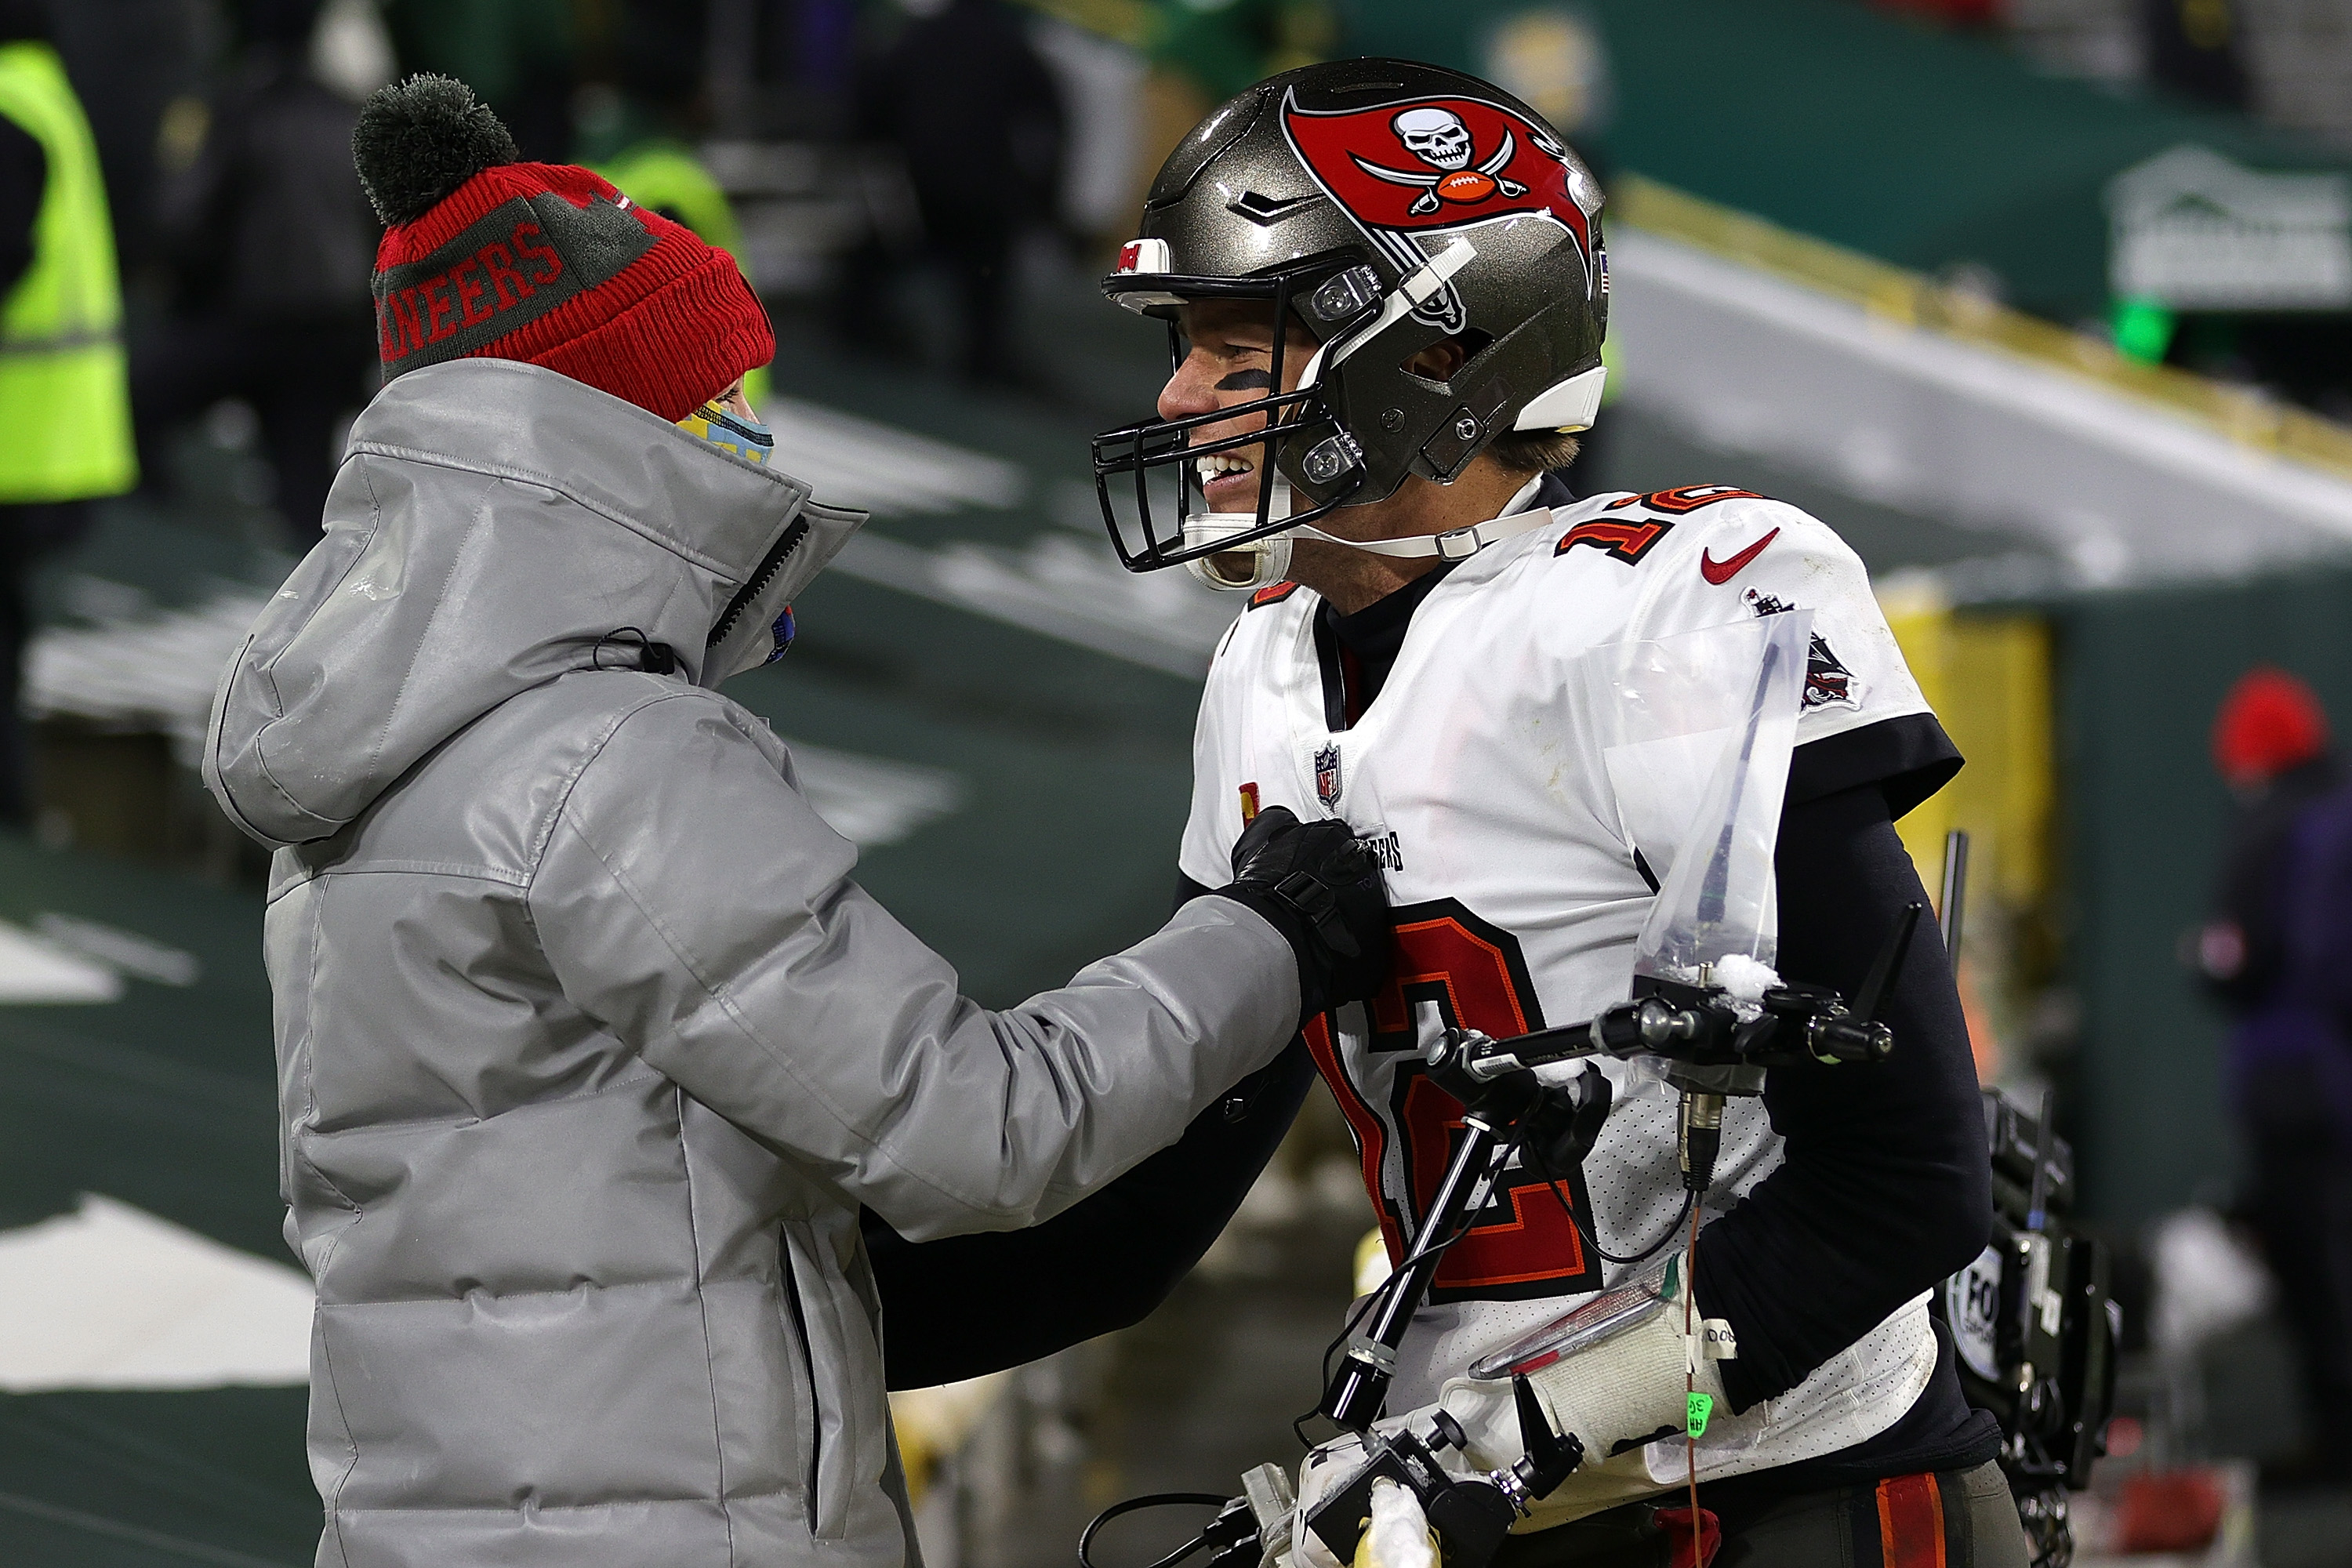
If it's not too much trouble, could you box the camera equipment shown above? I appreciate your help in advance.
[1933,1094,2118,1568]
[1276,904,1917,1568]
[1302,1385,1584,1568]
[1318,903,1918,1436]
[1930,833,2120,1568]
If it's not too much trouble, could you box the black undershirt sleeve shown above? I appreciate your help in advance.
[864,877,1316,1388]
[1692,781,1994,1413]
[861,1040,1314,1388]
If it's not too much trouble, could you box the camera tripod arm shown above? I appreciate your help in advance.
[1322,1108,1514,1432]
[1447,995,1712,1084]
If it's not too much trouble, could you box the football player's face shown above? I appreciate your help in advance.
[1159,300,1316,515]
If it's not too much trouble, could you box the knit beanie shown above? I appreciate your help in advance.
[2212,666,2329,786]
[354,74,771,422]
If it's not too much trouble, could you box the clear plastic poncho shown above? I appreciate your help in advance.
[1581,610,1813,1007]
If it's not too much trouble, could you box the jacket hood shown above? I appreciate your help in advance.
[203,358,865,848]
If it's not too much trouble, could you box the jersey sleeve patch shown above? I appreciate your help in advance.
[1248,580,1302,608]
[1747,586,1863,713]
[1555,514,1673,565]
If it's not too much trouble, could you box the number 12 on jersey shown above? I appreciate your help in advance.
[1305,900,1602,1305]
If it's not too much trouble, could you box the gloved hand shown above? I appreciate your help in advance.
[1217,806,1391,1020]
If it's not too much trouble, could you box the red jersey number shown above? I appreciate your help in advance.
[1306,900,1601,1305]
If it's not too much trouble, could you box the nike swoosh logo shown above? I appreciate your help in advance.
[1700,527,1780,585]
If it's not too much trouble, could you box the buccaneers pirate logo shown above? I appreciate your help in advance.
[1358,107,1531,216]
[1747,589,1864,712]
[1280,90,1601,333]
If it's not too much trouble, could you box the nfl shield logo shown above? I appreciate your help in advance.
[1314,742,1343,808]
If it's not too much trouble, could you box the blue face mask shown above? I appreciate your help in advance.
[681,395,795,666]
[677,399,775,464]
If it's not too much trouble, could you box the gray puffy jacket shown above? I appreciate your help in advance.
[202,360,1298,1568]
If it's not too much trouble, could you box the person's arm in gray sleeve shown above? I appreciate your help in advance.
[526,695,1378,1242]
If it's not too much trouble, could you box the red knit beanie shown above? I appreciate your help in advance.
[356,76,771,422]
[2212,666,2329,786]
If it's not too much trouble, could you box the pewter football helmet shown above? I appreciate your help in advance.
[1092,57,1609,587]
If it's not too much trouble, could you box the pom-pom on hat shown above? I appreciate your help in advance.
[355,74,771,421]
[2212,666,2330,787]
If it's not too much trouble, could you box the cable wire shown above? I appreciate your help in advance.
[1684,1196,1703,1550]
[1527,1134,1692,1268]
[1294,1124,1531,1444]
[1078,1494,1234,1568]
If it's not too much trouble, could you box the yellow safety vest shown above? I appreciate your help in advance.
[590,140,771,410]
[0,41,134,502]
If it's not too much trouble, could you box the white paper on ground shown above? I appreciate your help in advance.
[0,1195,312,1391]
[0,920,124,1004]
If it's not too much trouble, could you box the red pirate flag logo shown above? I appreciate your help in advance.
[1365,106,1532,217]
[1279,89,1599,332]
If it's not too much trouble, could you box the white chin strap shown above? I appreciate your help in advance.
[1182,476,1295,590]
[1182,503,1559,593]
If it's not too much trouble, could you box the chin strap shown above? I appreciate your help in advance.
[1290,506,1558,564]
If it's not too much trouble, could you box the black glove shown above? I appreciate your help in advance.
[1214,806,1391,1020]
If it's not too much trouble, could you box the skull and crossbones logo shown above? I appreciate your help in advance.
[1352,107,1530,216]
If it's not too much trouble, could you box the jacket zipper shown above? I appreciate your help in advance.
[706,517,811,651]
[779,1239,823,1532]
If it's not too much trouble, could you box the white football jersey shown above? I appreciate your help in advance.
[1179,485,1944,1485]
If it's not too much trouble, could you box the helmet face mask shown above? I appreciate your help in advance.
[1094,58,1610,586]
[1092,264,1374,581]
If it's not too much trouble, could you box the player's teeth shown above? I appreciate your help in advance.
[1194,454,1255,478]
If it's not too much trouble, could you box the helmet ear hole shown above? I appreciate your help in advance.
[1398,329,1490,391]
[1451,327,1496,366]
[1399,343,1458,390]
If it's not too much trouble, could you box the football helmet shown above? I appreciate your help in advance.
[1093,57,1610,590]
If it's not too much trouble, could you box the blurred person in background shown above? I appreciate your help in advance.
[202,74,1392,1566]
[132,0,378,548]
[1867,0,1999,24]
[575,1,771,405]
[43,0,206,282]
[0,0,136,826]
[2193,666,2352,1483]
[2143,0,2252,112]
[379,0,574,159]
[855,0,1062,386]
